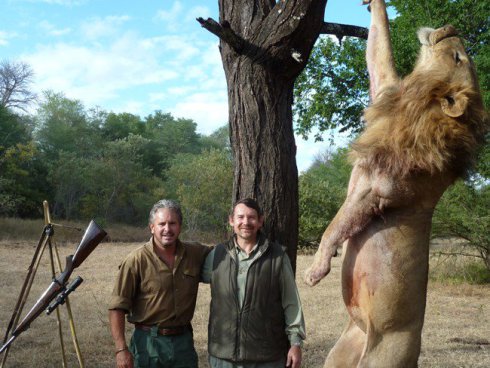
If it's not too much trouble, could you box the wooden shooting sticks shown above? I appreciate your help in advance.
[1,201,86,368]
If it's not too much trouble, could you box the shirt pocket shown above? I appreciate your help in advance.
[183,267,200,278]
[181,266,201,293]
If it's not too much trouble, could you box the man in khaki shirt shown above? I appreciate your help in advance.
[108,199,210,368]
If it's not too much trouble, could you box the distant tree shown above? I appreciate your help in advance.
[35,91,103,160]
[142,111,202,177]
[48,151,90,219]
[164,148,233,240]
[0,106,47,216]
[101,112,144,140]
[49,134,164,222]
[298,148,351,246]
[0,60,37,111]
[295,37,369,140]
[199,125,230,151]
[0,105,31,148]
[80,134,165,224]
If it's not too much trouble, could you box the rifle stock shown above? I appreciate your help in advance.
[0,220,107,354]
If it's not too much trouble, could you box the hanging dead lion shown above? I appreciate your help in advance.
[304,0,488,367]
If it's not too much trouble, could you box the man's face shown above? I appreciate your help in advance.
[150,208,181,249]
[229,203,264,243]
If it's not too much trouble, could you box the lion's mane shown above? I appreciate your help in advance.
[350,70,488,178]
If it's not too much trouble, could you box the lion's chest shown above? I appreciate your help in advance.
[342,214,431,332]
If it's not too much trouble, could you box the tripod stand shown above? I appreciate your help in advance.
[1,201,85,368]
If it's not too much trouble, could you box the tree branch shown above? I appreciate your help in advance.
[196,17,245,53]
[321,22,369,41]
[431,251,481,259]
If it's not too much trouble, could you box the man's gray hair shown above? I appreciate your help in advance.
[149,199,183,225]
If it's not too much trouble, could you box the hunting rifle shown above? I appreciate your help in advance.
[0,220,107,353]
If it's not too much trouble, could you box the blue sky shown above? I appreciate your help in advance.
[0,0,380,171]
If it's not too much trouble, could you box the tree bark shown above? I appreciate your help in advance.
[199,1,366,272]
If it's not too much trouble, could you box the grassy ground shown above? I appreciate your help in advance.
[0,239,488,367]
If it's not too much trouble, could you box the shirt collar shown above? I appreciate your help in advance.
[233,236,260,256]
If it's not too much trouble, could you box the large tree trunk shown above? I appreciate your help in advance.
[199,1,365,272]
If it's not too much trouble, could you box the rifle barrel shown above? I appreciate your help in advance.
[0,335,17,354]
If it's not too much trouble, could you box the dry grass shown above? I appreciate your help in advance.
[0,218,150,243]
[0,240,488,367]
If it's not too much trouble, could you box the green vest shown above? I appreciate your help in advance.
[208,235,289,362]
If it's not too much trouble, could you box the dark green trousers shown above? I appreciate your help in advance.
[130,326,198,368]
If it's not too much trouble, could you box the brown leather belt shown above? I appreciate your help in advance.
[135,324,190,336]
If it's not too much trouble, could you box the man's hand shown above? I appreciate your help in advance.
[286,345,302,368]
[116,349,133,368]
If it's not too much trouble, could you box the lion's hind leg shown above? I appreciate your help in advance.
[324,318,365,368]
[357,321,421,368]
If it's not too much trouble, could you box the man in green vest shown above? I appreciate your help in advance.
[202,198,306,368]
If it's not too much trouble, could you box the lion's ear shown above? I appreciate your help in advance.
[440,91,468,117]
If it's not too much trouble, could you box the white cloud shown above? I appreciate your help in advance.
[165,87,195,97]
[186,5,211,23]
[81,15,131,40]
[148,92,167,102]
[170,92,228,135]
[0,30,16,46]
[154,1,183,31]
[142,35,200,63]
[39,21,71,36]
[24,39,179,108]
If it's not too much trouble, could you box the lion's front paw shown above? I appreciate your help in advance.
[304,265,330,287]
[361,0,372,12]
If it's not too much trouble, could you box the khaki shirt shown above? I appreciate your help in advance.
[109,239,210,328]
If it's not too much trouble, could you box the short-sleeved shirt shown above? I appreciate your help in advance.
[109,239,210,328]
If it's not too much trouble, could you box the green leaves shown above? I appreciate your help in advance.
[164,148,233,241]
[432,178,490,270]
[294,37,369,140]
[298,148,351,246]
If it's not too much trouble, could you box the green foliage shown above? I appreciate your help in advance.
[298,148,351,246]
[141,111,203,177]
[0,106,47,216]
[294,37,369,140]
[432,177,490,271]
[101,112,144,140]
[199,125,230,151]
[164,148,233,241]
[78,135,165,224]
[35,91,103,160]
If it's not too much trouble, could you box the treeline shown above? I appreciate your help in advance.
[0,91,233,238]
[1,90,488,272]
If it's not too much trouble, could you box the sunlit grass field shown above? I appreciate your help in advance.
[0,224,488,367]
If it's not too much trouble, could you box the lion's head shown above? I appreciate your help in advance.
[351,25,488,178]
